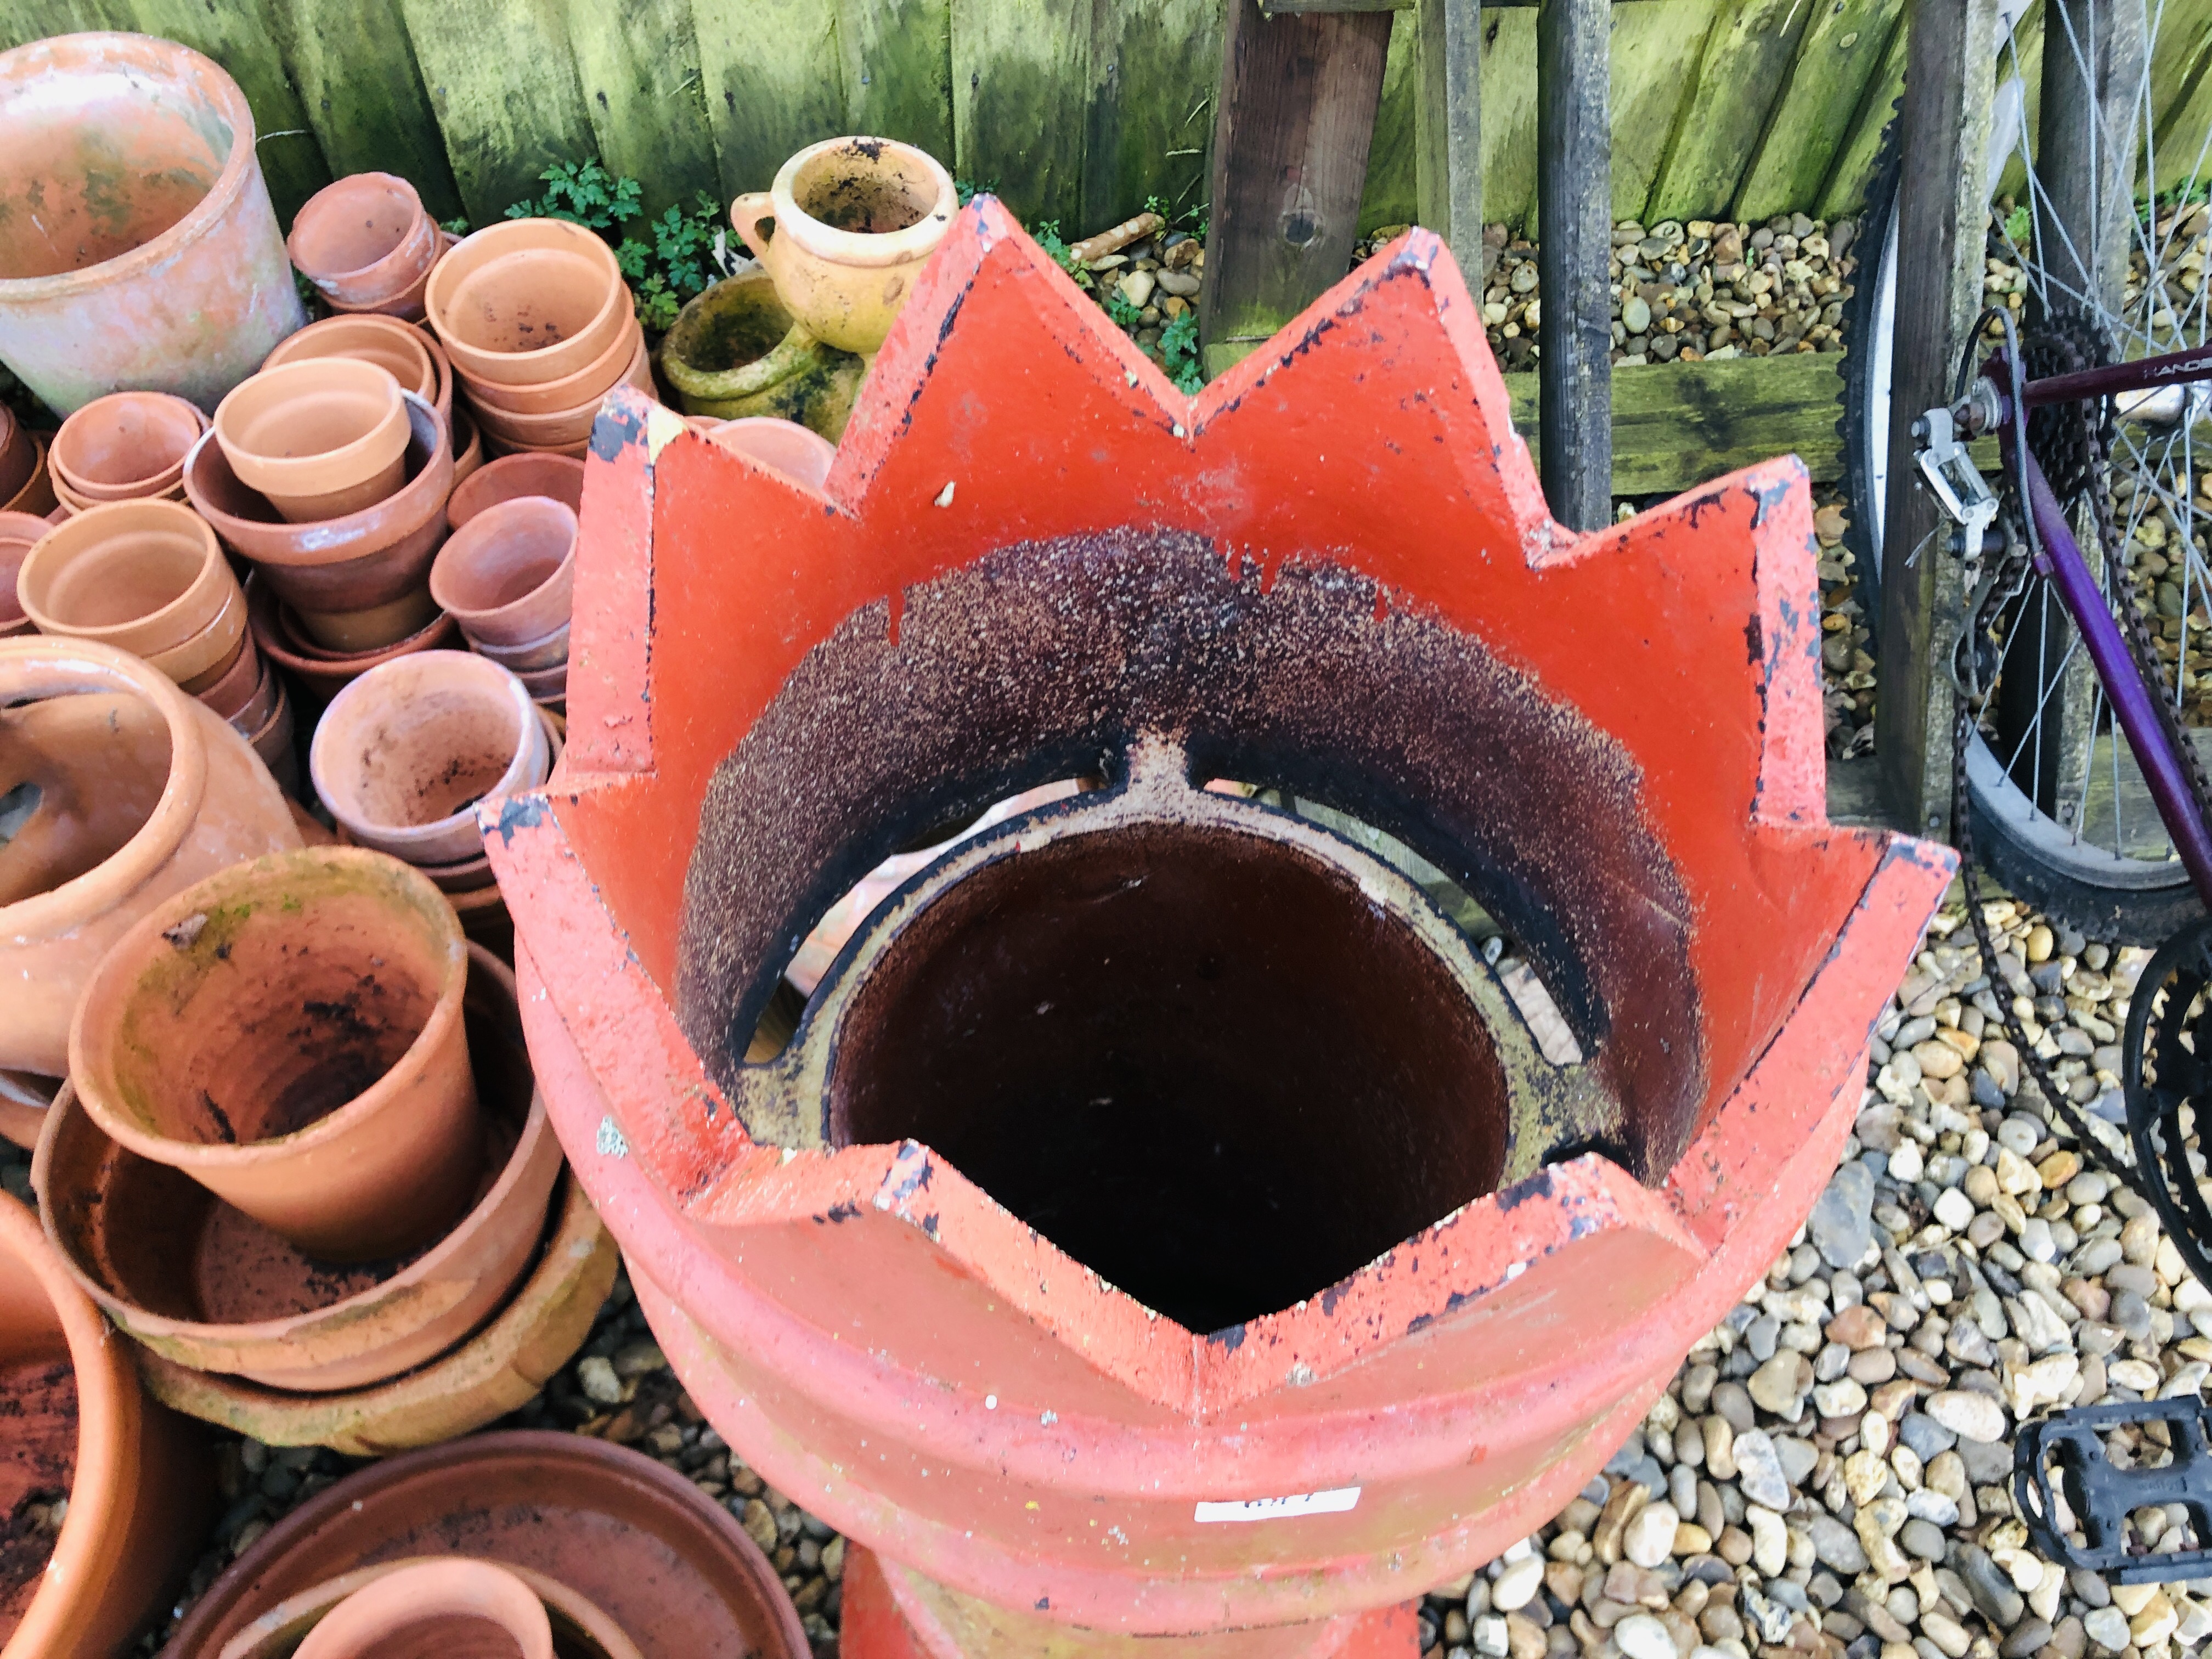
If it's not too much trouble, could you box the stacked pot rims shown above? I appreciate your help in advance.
[430,490,577,711]
[286,172,448,322]
[0,403,56,518]
[427,219,651,458]
[47,391,207,516]
[13,499,290,780]
[263,313,455,428]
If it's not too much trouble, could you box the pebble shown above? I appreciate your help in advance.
[1730,1429,1792,1510]
[1614,1613,1677,1659]
[1926,1390,2006,1443]
[2084,1605,2131,1650]
[1622,1501,1678,1567]
[1808,1160,1875,1268]
[577,1355,623,1405]
[1490,1553,1544,1612]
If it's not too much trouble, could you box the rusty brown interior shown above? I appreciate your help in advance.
[828,819,1511,1332]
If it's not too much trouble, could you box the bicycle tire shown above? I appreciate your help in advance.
[1836,110,1900,656]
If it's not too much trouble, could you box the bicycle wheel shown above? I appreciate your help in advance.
[1846,0,2212,944]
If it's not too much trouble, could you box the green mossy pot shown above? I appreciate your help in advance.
[657,270,863,441]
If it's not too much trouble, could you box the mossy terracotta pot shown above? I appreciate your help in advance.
[731,136,957,360]
[187,391,454,622]
[706,416,838,491]
[446,453,584,533]
[0,1190,212,1658]
[48,392,207,504]
[263,314,452,426]
[245,573,459,704]
[0,33,305,415]
[465,330,654,452]
[0,511,47,635]
[658,269,862,439]
[286,173,437,311]
[40,944,562,1392]
[310,651,549,866]
[426,220,628,389]
[213,358,411,524]
[0,638,300,1083]
[459,310,640,417]
[429,497,576,648]
[66,845,483,1262]
[216,1556,644,1659]
[14,499,240,662]
[291,1559,556,1659]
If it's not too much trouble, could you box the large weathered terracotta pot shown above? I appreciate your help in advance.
[459,313,642,418]
[67,845,482,1262]
[446,453,584,533]
[731,136,956,360]
[286,173,438,313]
[0,1190,211,1658]
[48,392,206,505]
[658,269,862,439]
[214,358,410,525]
[0,637,298,1085]
[264,314,452,426]
[217,1557,644,1659]
[40,943,561,1392]
[309,651,548,865]
[186,391,453,620]
[426,221,628,389]
[429,498,576,648]
[168,1433,810,1659]
[0,33,304,414]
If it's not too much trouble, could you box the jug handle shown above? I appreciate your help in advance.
[731,194,776,265]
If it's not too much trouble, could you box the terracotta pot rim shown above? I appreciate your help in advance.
[426,221,627,385]
[658,275,820,403]
[429,498,577,639]
[15,499,228,648]
[0,1192,137,1657]
[0,33,260,304]
[212,358,410,496]
[145,582,249,688]
[33,950,555,1359]
[465,329,650,436]
[212,1555,644,1659]
[0,641,213,945]
[184,391,451,567]
[455,312,641,416]
[287,173,432,288]
[49,391,207,500]
[761,136,958,270]
[2,433,53,519]
[445,453,584,532]
[469,619,571,667]
[263,315,447,418]
[247,575,458,687]
[65,847,470,1173]
[294,1557,553,1659]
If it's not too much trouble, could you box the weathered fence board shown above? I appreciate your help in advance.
[565,0,720,222]
[1080,0,1222,235]
[1478,7,1542,230]
[1607,2,1718,224]
[270,0,462,221]
[1816,4,1908,219]
[399,0,597,223]
[1734,0,1903,223]
[1645,0,1814,224]
[1362,10,1423,232]
[839,0,956,166]
[697,0,846,204]
[951,0,1091,226]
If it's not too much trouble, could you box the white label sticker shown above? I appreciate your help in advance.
[1194,1487,1361,1523]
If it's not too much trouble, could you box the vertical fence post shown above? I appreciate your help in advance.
[1875,0,2002,838]
[1417,0,1483,283]
[1537,0,1612,531]
[2038,0,2145,317]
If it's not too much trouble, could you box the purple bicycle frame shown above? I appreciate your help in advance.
[1991,340,2212,905]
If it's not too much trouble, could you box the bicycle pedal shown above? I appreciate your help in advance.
[2013,1398,2212,1583]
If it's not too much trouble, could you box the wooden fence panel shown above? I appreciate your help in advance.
[565,0,721,221]
[1362,10,1422,233]
[1734,0,1904,224]
[270,0,461,221]
[840,0,956,162]
[1609,1,1717,223]
[1816,0,1908,218]
[1645,0,1814,224]
[950,0,1091,225]
[399,0,598,223]
[1081,0,1223,235]
[1480,6,1542,230]
[2149,0,2212,197]
[696,0,847,205]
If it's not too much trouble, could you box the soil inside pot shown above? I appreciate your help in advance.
[0,1356,75,1633]
[0,691,171,906]
[791,149,931,235]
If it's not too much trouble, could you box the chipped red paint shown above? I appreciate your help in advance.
[487,199,1953,1653]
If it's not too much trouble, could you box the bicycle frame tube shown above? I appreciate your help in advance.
[2014,450,2212,906]
[2025,340,2212,407]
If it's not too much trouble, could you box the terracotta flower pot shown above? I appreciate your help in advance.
[427,221,628,389]
[48,392,207,504]
[0,410,30,506]
[216,1557,643,1659]
[731,136,956,361]
[0,638,299,1080]
[471,621,570,672]
[246,573,459,704]
[291,1556,554,1659]
[0,35,305,415]
[195,628,266,720]
[452,404,484,485]
[67,845,483,1262]
[0,511,47,635]
[263,313,452,426]
[446,453,584,533]
[658,270,862,440]
[187,391,454,619]
[147,587,251,693]
[429,497,576,648]
[0,434,55,521]
[167,1432,811,1659]
[40,943,563,1391]
[706,416,838,492]
[287,173,436,310]
[0,1191,212,1657]
[325,228,458,325]
[311,651,549,865]
[246,670,298,795]
[13,499,240,661]
[465,331,655,451]
[222,653,281,736]
[290,585,441,654]
[457,307,641,418]
[213,359,411,524]
[514,661,568,699]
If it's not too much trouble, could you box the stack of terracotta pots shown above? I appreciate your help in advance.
[0,403,55,518]
[309,650,559,952]
[430,493,576,712]
[0,511,41,636]
[447,450,584,531]
[46,391,206,517]
[12,499,292,785]
[286,171,448,323]
[30,845,611,1455]
[427,219,651,458]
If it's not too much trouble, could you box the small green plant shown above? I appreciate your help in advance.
[505,159,641,231]
[1158,312,1204,394]
[955,177,998,208]
[1103,292,1143,330]
[498,162,731,332]
[2001,202,2032,246]
[441,213,472,236]
[1031,220,1094,291]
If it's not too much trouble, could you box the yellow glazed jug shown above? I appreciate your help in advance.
[731,137,958,363]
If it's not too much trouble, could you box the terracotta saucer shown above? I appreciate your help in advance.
[163,1431,811,1659]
